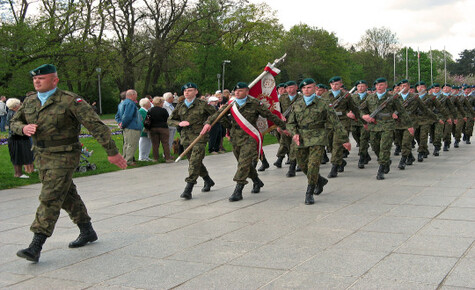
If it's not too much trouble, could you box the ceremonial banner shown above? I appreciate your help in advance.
[248,64,283,133]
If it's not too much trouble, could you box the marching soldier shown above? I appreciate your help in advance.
[201,82,287,202]
[287,78,351,204]
[168,82,217,200]
[461,85,475,144]
[362,78,414,179]
[322,76,360,178]
[440,84,459,151]
[351,80,372,168]
[451,86,469,148]
[11,64,127,263]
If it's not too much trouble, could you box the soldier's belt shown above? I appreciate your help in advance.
[34,137,79,148]
[375,113,392,121]
[335,111,343,116]
[300,124,325,129]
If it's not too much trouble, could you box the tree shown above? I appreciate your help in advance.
[357,27,398,58]
[448,49,475,76]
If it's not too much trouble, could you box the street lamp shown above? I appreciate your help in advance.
[222,60,230,92]
[96,67,102,115]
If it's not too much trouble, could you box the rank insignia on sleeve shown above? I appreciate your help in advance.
[75,98,83,103]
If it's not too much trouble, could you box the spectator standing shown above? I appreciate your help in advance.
[0,95,7,132]
[207,96,222,154]
[6,98,34,178]
[116,89,142,165]
[148,97,173,162]
[138,98,152,161]
[163,92,177,152]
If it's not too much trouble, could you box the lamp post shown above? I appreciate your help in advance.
[96,67,102,115]
[222,60,230,92]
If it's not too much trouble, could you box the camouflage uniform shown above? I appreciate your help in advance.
[278,93,302,161]
[207,97,286,185]
[461,95,475,141]
[10,89,119,237]
[415,94,439,155]
[351,92,370,159]
[287,97,348,185]
[422,94,451,152]
[168,98,216,184]
[442,96,458,147]
[452,96,469,143]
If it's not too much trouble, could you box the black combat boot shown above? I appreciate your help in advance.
[443,141,450,151]
[202,175,215,192]
[328,164,338,178]
[398,156,407,170]
[394,145,401,156]
[17,233,47,263]
[364,153,372,164]
[229,184,244,202]
[433,146,440,156]
[69,222,98,248]
[343,149,349,158]
[358,154,365,169]
[305,184,315,205]
[296,165,302,172]
[273,156,284,168]
[337,160,347,172]
[285,156,291,165]
[321,151,329,164]
[454,140,459,148]
[257,157,270,172]
[376,164,385,180]
[406,153,415,165]
[467,136,471,144]
[384,160,391,174]
[180,183,194,200]
[423,151,429,158]
[417,152,424,162]
[314,175,328,195]
[251,177,264,193]
[286,160,296,177]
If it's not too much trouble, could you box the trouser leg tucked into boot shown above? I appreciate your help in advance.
[305,184,315,205]
[443,141,450,151]
[337,160,347,172]
[257,157,270,172]
[417,152,424,162]
[229,184,244,202]
[17,233,47,263]
[251,177,264,193]
[314,175,328,195]
[273,156,284,168]
[69,222,98,248]
[358,154,365,169]
[328,164,338,178]
[394,145,401,156]
[398,156,407,170]
[286,160,296,177]
[201,175,215,192]
[376,164,385,180]
[433,146,440,156]
[180,182,194,200]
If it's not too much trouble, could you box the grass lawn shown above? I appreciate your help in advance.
[0,126,278,190]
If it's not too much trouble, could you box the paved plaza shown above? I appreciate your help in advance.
[0,139,474,289]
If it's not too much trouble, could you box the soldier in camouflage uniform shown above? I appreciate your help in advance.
[287,78,350,205]
[322,76,360,178]
[351,80,372,168]
[11,64,127,263]
[451,86,469,148]
[277,81,302,177]
[413,82,439,161]
[362,78,413,180]
[440,84,459,151]
[168,83,217,200]
[202,82,287,202]
[461,85,475,144]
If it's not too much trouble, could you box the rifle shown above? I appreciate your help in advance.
[175,53,287,162]
[281,93,301,118]
[402,90,426,107]
[332,86,356,109]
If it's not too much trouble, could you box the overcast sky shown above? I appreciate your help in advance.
[248,0,474,60]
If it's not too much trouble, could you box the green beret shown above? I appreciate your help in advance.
[234,82,249,90]
[316,83,326,89]
[410,85,415,89]
[286,81,297,87]
[443,83,451,88]
[415,81,426,87]
[428,85,433,90]
[399,79,409,84]
[452,85,460,89]
[277,83,286,88]
[329,76,342,83]
[354,80,367,86]
[299,78,316,89]
[462,84,470,90]
[30,64,57,76]
[181,82,198,92]
[432,83,440,88]
[374,77,387,85]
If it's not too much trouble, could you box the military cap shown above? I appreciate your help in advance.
[316,83,326,89]
[442,83,451,88]
[452,85,460,89]
[428,85,433,90]
[181,82,198,92]
[392,84,396,89]
[299,78,316,89]
[354,80,367,86]
[329,76,342,83]
[234,82,249,90]
[286,81,297,87]
[432,83,440,88]
[410,85,415,89]
[374,77,387,85]
[415,81,426,87]
[277,83,286,88]
[399,79,409,84]
[462,84,470,89]
[30,64,57,76]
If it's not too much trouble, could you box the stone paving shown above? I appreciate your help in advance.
[0,138,474,289]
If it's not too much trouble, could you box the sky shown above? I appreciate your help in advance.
[248,0,474,60]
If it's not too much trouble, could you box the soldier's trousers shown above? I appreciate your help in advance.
[433,121,444,148]
[31,168,91,237]
[443,122,453,143]
[327,128,345,166]
[370,130,393,165]
[232,141,258,185]
[296,145,324,185]
[356,126,370,156]
[453,120,464,141]
[276,133,291,158]
[352,125,361,146]
[400,128,414,157]
[184,142,208,184]
[393,129,404,148]
[465,118,474,137]
[417,124,431,153]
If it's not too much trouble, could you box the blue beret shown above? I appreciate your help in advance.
[30,64,57,76]
[234,82,249,90]
[329,76,342,83]
[181,82,198,92]
[299,78,316,89]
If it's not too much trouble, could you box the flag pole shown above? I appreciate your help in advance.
[444,46,447,84]
[417,47,421,83]
[175,53,287,162]
[405,47,408,79]
[430,46,433,84]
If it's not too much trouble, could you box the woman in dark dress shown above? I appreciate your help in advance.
[6,98,34,178]
[147,97,173,162]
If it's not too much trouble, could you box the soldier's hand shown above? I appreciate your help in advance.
[179,121,190,127]
[362,114,375,123]
[447,119,452,125]
[463,117,467,121]
[363,124,369,131]
[200,124,211,135]
[22,124,38,136]
[454,119,458,125]
[408,127,415,136]
[108,154,127,169]
[392,113,398,119]
[342,142,351,151]
[346,111,356,120]
[439,119,444,124]
[277,127,283,134]
[292,134,300,146]
[282,129,292,136]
